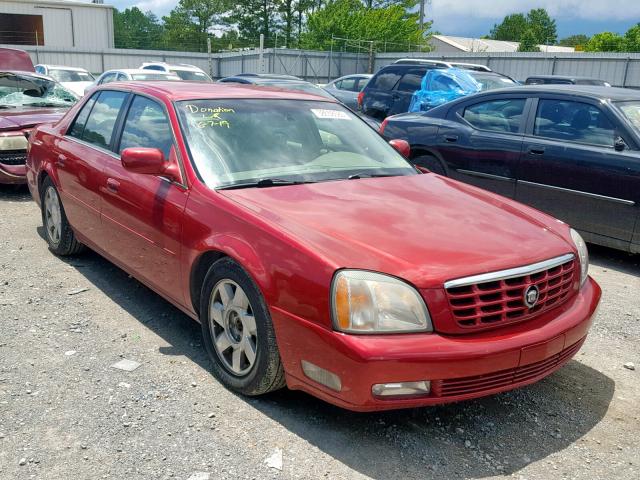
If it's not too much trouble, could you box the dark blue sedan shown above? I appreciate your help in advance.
[381,85,640,253]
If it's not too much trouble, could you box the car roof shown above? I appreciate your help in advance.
[142,62,204,72]
[526,75,605,81]
[104,69,174,75]
[100,81,340,102]
[441,85,640,105]
[37,64,89,72]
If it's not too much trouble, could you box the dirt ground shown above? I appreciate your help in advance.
[0,184,638,480]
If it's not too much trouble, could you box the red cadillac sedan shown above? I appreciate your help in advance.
[26,82,601,412]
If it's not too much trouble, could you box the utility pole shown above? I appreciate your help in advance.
[259,33,265,73]
[419,0,425,31]
[207,37,212,78]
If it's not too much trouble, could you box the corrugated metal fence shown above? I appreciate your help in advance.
[9,44,640,88]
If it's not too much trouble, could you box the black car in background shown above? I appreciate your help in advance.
[380,85,640,253]
[359,60,517,120]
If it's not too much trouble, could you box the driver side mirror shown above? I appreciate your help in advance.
[121,147,180,181]
[614,136,627,152]
[388,139,410,158]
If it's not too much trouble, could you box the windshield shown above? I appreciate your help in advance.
[0,74,78,108]
[471,73,517,91]
[131,73,180,81]
[177,99,415,188]
[172,69,210,82]
[49,69,94,83]
[617,101,640,131]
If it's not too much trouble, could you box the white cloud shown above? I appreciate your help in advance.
[132,0,177,13]
[429,0,640,22]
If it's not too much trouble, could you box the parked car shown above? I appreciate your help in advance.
[360,62,517,119]
[393,58,492,72]
[140,62,212,82]
[525,75,611,87]
[34,64,95,97]
[0,47,35,71]
[322,74,372,109]
[0,71,77,185]
[85,69,180,95]
[380,85,640,253]
[26,81,599,411]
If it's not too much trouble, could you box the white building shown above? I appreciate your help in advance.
[0,0,114,49]
[429,35,575,54]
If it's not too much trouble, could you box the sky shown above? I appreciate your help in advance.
[104,0,640,39]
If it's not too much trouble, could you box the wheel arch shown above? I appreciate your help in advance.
[410,147,449,175]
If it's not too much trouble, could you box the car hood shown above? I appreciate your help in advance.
[0,107,67,131]
[221,174,574,288]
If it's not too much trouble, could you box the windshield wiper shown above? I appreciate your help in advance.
[347,172,399,180]
[216,178,315,190]
[0,105,17,109]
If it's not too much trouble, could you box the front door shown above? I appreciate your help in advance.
[101,94,189,304]
[56,90,128,246]
[440,97,529,198]
[516,97,639,249]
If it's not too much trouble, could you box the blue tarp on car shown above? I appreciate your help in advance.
[408,68,482,113]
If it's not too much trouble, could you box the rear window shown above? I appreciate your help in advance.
[369,69,402,91]
[130,73,179,81]
[172,70,210,82]
[396,69,427,92]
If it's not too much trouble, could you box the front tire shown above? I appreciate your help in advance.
[41,177,85,256]
[412,154,446,175]
[199,258,285,396]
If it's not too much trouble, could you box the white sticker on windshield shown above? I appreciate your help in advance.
[311,109,351,120]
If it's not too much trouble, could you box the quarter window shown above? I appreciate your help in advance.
[79,90,128,150]
[463,99,526,133]
[119,96,173,159]
[534,99,615,147]
[369,70,402,91]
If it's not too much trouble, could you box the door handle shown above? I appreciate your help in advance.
[57,154,67,166]
[106,178,120,193]
[529,148,545,155]
[444,135,458,143]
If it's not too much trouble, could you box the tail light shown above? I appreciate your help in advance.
[379,117,389,135]
[357,90,364,109]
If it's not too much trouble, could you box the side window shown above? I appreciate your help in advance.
[99,72,116,85]
[118,95,173,159]
[143,65,164,71]
[355,77,369,91]
[534,99,615,147]
[116,73,129,81]
[81,90,128,150]
[369,69,402,91]
[463,99,526,133]
[396,68,427,92]
[339,78,357,91]
[35,65,45,75]
[68,94,98,139]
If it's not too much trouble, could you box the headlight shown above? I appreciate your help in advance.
[570,228,589,287]
[331,270,432,333]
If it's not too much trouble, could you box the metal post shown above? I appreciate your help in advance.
[622,57,631,87]
[35,30,39,46]
[274,32,278,74]
[550,56,557,75]
[368,41,374,74]
[241,52,245,73]
[419,0,425,31]
[259,33,265,73]
[328,35,333,82]
[207,37,212,77]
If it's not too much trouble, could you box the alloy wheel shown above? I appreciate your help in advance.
[44,187,62,246]
[208,279,258,376]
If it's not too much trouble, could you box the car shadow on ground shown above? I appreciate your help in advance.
[0,184,32,202]
[589,244,640,277]
[40,236,615,479]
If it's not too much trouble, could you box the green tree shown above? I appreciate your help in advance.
[517,29,540,52]
[624,23,640,52]
[163,0,228,52]
[559,34,590,48]
[302,0,429,51]
[584,31,625,52]
[490,13,527,41]
[526,8,557,44]
[113,7,164,49]
[232,0,282,42]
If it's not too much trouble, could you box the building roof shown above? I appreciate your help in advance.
[2,0,113,8]
[430,35,575,53]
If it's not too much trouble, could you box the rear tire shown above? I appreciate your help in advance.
[412,154,446,175]
[199,257,286,396]
[41,177,85,256]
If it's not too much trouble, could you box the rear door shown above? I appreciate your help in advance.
[438,95,530,198]
[101,94,189,303]
[516,96,639,249]
[55,90,128,247]
[388,67,429,116]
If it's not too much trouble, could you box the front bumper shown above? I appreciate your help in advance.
[0,164,26,185]
[272,277,601,412]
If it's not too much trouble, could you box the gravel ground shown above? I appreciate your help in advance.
[0,185,638,480]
